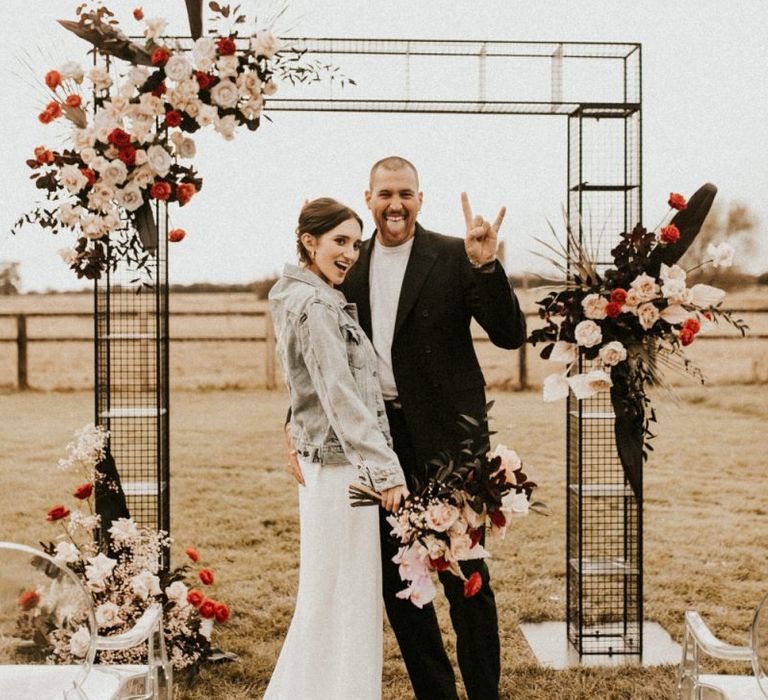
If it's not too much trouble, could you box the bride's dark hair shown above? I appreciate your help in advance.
[296,198,363,264]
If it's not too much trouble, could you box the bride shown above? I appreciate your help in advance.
[264,197,408,699]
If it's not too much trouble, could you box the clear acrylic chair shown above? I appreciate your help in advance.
[0,542,171,699]
[677,593,768,699]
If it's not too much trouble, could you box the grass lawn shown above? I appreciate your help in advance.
[0,385,766,699]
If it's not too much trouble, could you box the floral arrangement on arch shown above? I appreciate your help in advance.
[16,423,232,678]
[528,185,747,494]
[350,407,545,608]
[13,2,352,280]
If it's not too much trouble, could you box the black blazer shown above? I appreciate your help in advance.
[340,223,526,464]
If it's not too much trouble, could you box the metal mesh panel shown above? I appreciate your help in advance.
[566,70,643,655]
[95,203,169,543]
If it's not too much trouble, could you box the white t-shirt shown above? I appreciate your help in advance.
[369,237,414,400]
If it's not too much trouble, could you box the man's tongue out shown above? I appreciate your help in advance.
[385,212,406,234]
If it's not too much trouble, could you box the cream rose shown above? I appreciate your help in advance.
[637,302,660,330]
[211,79,239,109]
[144,17,168,40]
[262,81,278,96]
[193,37,217,64]
[629,272,660,302]
[196,103,218,128]
[88,67,112,90]
[59,164,88,194]
[99,159,128,186]
[126,65,150,87]
[598,340,627,367]
[581,293,608,320]
[214,113,236,140]
[659,262,687,281]
[146,144,172,177]
[95,602,123,628]
[251,30,281,58]
[424,502,460,532]
[216,55,240,78]
[115,183,144,211]
[60,60,84,83]
[164,54,193,82]
[707,242,735,269]
[574,320,602,348]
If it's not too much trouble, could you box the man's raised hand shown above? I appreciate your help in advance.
[461,191,506,267]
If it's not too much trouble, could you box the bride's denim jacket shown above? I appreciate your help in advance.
[269,264,405,491]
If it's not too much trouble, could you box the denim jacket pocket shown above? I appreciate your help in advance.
[342,321,366,370]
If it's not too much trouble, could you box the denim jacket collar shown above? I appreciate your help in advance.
[281,264,358,320]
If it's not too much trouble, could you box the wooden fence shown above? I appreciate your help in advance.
[1,310,766,391]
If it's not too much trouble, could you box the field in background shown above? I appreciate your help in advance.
[0,386,766,699]
[1,287,767,391]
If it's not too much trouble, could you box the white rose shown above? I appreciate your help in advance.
[574,320,602,348]
[129,165,155,190]
[69,626,91,658]
[104,95,130,121]
[59,164,88,194]
[95,602,123,628]
[216,55,240,78]
[99,159,128,186]
[196,103,218,128]
[422,535,448,560]
[131,571,162,600]
[659,262,687,281]
[210,79,239,109]
[144,17,168,41]
[60,60,84,83]
[72,127,96,150]
[166,580,189,607]
[707,242,735,269]
[88,67,112,90]
[80,214,105,239]
[424,503,460,532]
[134,149,148,166]
[690,284,726,308]
[115,183,145,211]
[100,208,122,234]
[87,182,115,213]
[262,81,278,96]
[242,97,263,120]
[170,131,196,159]
[89,156,109,174]
[165,54,193,83]
[581,293,608,320]
[543,373,570,401]
[193,37,217,63]
[54,541,80,564]
[637,302,660,330]
[85,553,117,591]
[214,113,236,140]
[629,272,660,302]
[196,55,214,72]
[251,30,281,58]
[598,340,627,367]
[126,65,150,87]
[623,288,641,314]
[146,144,172,177]
[57,202,83,227]
[237,71,262,97]
[79,147,97,165]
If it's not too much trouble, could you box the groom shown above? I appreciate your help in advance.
[288,156,526,699]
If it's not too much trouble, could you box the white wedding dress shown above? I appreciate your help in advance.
[263,458,383,700]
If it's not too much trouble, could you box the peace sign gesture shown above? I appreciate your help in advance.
[462,192,506,267]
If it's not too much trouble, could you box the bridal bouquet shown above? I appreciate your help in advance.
[528,185,747,494]
[350,408,545,608]
[14,2,351,279]
[17,423,231,678]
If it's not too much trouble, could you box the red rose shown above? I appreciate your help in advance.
[47,505,70,522]
[187,589,204,608]
[668,192,687,211]
[605,301,622,318]
[73,483,93,500]
[176,182,196,206]
[133,7,144,20]
[199,568,215,585]
[118,146,137,166]
[164,110,182,128]
[610,288,627,304]
[45,101,63,119]
[38,110,54,124]
[468,528,483,549]
[199,598,216,619]
[428,555,450,572]
[683,318,701,334]
[152,82,167,97]
[463,572,483,598]
[18,590,40,611]
[81,168,96,187]
[169,228,187,242]
[45,70,62,90]
[185,547,200,562]
[679,327,695,346]
[34,146,54,164]
[214,602,230,623]
[107,128,132,149]
[150,181,172,200]
[65,95,82,108]
[660,224,680,244]
[151,47,170,66]
[194,71,213,90]
[489,510,506,528]
[217,37,237,56]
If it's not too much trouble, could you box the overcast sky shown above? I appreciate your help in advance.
[1,0,767,292]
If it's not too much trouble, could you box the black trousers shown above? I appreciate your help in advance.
[382,403,501,700]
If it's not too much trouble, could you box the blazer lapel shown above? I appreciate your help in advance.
[344,237,373,338]
[394,224,438,338]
